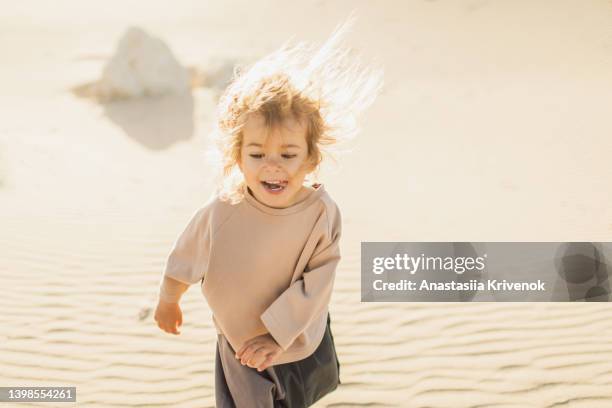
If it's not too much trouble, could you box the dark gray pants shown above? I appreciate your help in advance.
[215,314,341,408]
[215,332,285,408]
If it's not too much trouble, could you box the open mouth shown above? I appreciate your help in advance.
[261,180,288,194]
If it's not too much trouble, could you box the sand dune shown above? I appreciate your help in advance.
[2,0,612,407]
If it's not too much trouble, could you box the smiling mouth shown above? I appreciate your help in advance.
[261,180,288,193]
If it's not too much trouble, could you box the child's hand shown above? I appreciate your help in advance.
[235,333,283,372]
[154,299,183,335]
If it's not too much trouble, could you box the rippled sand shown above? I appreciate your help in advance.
[2,1,612,407]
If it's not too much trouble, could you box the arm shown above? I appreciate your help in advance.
[158,275,190,303]
[260,205,342,350]
[155,276,189,335]
[155,205,211,334]
[161,205,211,288]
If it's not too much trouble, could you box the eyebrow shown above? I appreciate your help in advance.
[245,143,301,148]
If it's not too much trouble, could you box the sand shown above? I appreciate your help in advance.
[1,0,612,406]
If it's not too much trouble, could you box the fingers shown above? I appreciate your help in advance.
[245,353,266,369]
[159,322,180,335]
[236,334,282,368]
[236,338,262,359]
[245,347,271,369]
[235,339,255,358]
[235,344,246,358]
[153,302,183,335]
[240,344,265,365]
[154,315,181,335]
[256,354,275,372]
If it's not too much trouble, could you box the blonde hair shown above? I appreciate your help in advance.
[207,18,383,204]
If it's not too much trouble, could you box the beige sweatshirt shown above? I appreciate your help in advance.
[158,183,341,365]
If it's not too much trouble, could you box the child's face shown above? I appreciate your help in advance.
[239,114,314,208]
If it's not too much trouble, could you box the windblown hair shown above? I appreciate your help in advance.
[207,18,383,204]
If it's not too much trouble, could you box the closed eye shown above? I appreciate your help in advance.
[249,154,297,159]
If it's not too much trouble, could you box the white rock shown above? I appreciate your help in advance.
[97,26,189,101]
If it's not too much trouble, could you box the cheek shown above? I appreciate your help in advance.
[244,163,257,176]
[287,160,311,177]
[243,161,261,177]
[296,156,313,171]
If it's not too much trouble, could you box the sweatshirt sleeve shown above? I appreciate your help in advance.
[260,203,342,351]
[159,275,189,303]
[158,205,212,301]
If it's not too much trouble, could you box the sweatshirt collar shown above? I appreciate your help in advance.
[243,183,325,216]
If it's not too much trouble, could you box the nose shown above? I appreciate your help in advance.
[263,156,282,169]
[262,157,286,177]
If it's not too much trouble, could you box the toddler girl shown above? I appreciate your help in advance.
[154,20,382,407]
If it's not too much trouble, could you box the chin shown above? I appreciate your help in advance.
[262,188,297,206]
